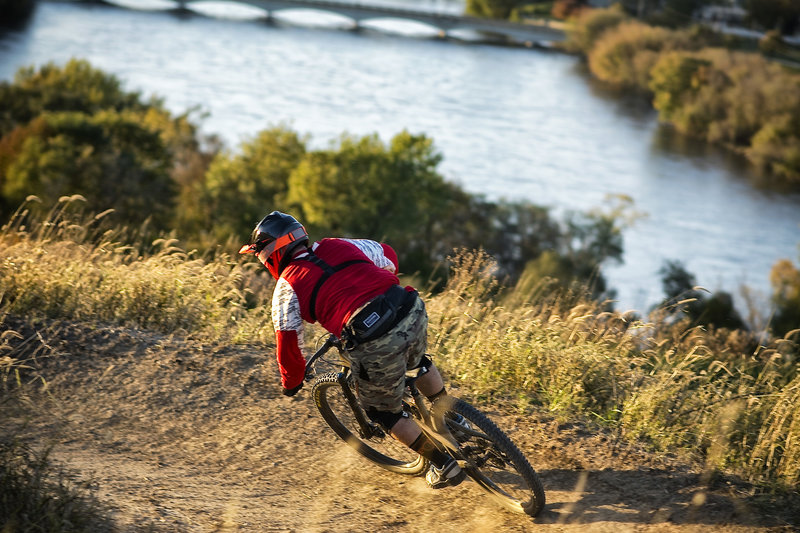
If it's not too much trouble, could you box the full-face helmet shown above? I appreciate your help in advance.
[239,211,308,278]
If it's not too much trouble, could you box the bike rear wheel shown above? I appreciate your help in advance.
[447,399,545,516]
[311,372,428,475]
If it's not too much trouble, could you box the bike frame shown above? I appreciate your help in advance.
[304,334,462,456]
[305,334,546,517]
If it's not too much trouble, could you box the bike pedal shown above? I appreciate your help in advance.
[368,424,386,438]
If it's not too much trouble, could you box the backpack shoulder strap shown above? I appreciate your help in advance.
[302,250,369,322]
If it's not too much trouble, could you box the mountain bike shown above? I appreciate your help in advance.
[304,334,546,517]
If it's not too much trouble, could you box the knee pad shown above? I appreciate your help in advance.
[365,407,408,432]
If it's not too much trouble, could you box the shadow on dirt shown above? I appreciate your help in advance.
[536,468,798,529]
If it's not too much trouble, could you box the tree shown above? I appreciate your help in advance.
[287,131,452,276]
[0,59,147,139]
[656,260,746,330]
[564,4,628,54]
[465,0,523,19]
[200,126,306,242]
[770,258,800,337]
[0,60,211,228]
[650,52,713,120]
[1,111,175,227]
[588,20,693,91]
[479,201,562,279]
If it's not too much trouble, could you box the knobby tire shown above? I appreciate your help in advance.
[311,372,428,475]
[449,399,545,517]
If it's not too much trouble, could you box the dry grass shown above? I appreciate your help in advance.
[426,250,800,490]
[0,196,274,344]
[0,434,111,532]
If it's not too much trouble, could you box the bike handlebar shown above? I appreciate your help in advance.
[304,333,341,379]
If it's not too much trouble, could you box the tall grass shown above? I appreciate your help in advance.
[0,198,275,530]
[426,250,638,417]
[2,206,799,490]
[0,195,273,343]
[0,437,110,532]
[426,250,800,489]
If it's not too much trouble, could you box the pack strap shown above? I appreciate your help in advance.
[302,251,370,322]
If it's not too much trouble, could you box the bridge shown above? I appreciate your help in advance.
[95,0,567,45]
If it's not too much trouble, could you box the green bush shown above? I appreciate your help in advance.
[569,9,800,185]
[588,20,693,90]
[1,111,175,227]
[0,60,210,225]
[0,59,147,138]
[563,3,628,54]
[200,125,307,243]
[748,113,800,180]
[769,258,800,337]
[649,50,729,140]
[649,48,800,181]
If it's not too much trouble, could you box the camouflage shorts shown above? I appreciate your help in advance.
[345,297,427,413]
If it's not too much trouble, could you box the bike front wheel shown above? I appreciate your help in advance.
[311,372,428,475]
[446,399,545,516]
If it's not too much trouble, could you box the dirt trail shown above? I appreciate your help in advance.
[2,318,795,532]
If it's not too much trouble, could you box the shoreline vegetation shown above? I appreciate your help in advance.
[461,0,800,186]
[558,5,800,187]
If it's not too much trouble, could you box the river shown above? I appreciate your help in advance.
[2,0,799,315]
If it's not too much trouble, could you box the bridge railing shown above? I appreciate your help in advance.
[103,0,568,42]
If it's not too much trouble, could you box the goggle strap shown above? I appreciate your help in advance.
[257,226,306,261]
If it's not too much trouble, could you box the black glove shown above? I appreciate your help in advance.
[282,382,303,397]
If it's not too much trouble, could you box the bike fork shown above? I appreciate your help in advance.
[336,371,381,439]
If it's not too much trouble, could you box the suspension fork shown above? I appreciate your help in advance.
[336,369,381,439]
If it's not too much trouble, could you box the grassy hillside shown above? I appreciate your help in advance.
[1,198,799,528]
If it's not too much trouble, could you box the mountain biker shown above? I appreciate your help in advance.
[239,211,466,489]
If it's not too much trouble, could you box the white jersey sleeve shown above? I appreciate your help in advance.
[272,277,305,349]
[340,238,396,272]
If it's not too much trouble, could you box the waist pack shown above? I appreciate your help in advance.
[344,285,417,347]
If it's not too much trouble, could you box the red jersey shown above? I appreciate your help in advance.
[271,238,401,389]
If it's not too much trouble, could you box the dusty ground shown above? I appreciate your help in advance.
[2,317,797,532]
